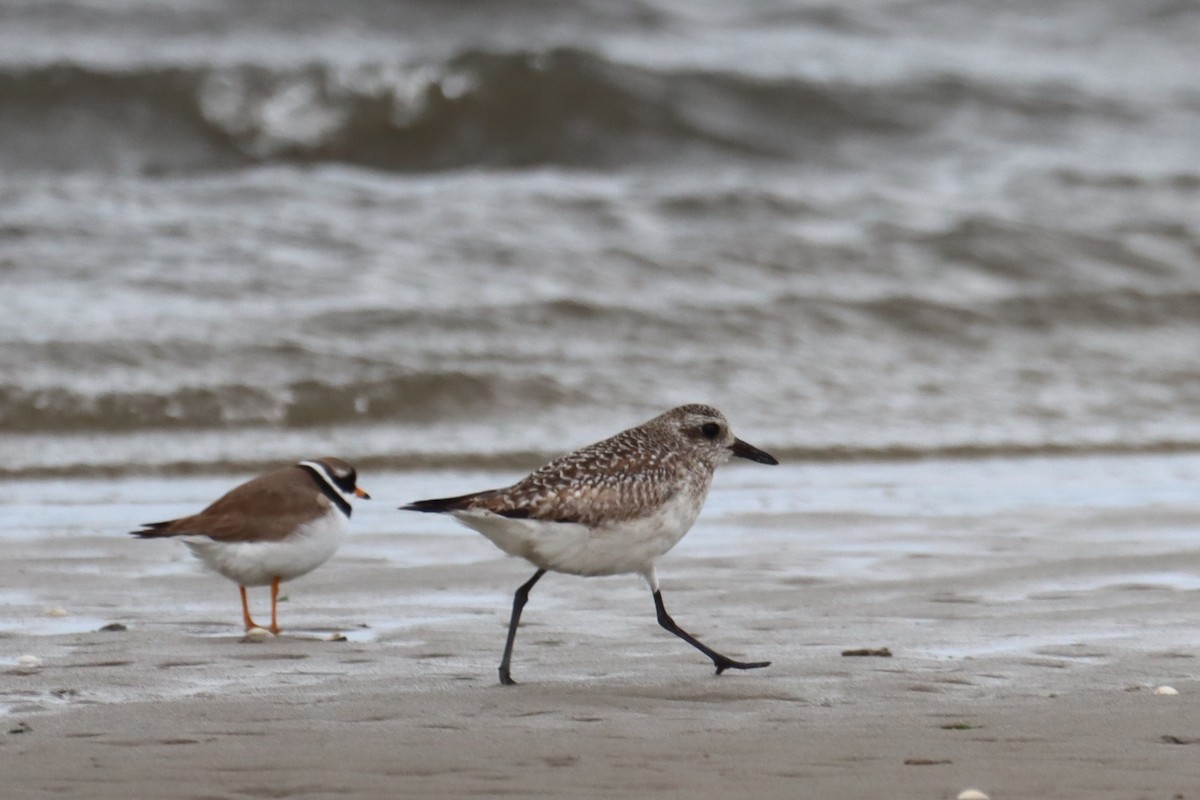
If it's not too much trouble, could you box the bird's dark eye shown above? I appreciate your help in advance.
[700,422,721,440]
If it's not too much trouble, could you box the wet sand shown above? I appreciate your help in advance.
[4,456,1200,798]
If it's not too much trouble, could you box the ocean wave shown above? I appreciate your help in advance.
[735,286,1200,342]
[0,48,1139,174]
[903,215,1180,281]
[0,372,582,433]
[11,282,1200,429]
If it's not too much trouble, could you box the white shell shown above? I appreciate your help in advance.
[1153,685,1179,696]
[16,654,43,670]
[242,627,272,641]
[44,607,69,617]
[957,791,990,800]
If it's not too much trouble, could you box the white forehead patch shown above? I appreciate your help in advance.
[299,460,356,502]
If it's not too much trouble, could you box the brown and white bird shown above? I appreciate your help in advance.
[131,457,369,634]
[402,404,778,684]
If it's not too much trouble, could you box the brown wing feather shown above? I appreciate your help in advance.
[131,466,328,543]
[466,432,687,527]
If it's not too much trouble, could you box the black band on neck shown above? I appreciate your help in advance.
[301,464,352,518]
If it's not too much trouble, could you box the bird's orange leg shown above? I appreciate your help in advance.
[269,577,282,635]
[239,586,261,631]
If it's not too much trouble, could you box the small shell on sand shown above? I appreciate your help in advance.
[16,654,43,670]
[1153,686,1179,696]
[44,607,69,617]
[957,790,990,800]
[325,632,348,642]
[242,627,272,642]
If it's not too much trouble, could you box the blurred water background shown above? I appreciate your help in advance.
[2,0,1199,478]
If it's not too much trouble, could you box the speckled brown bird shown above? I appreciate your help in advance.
[402,404,778,684]
[132,458,369,634]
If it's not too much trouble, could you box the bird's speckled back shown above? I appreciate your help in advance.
[466,405,736,527]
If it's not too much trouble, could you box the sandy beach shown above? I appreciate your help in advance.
[6,0,1200,795]
[4,455,1200,799]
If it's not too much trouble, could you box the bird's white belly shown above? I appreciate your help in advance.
[182,512,348,587]
[455,491,704,577]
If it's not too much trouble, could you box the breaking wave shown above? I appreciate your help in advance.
[0,48,1137,174]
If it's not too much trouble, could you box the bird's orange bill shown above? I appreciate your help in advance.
[355,486,371,499]
[730,438,778,465]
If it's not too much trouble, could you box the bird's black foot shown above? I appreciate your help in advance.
[498,667,518,686]
[713,657,772,675]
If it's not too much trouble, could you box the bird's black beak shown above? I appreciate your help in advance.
[355,486,371,499]
[730,438,778,465]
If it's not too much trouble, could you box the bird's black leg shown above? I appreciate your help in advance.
[498,569,546,685]
[652,590,770,675]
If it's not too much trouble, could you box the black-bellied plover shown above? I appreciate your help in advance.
[402,404,778,684]
[131,458,370,634]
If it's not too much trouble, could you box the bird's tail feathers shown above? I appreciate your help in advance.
[400,493,481,514]
[129,520,179,538]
